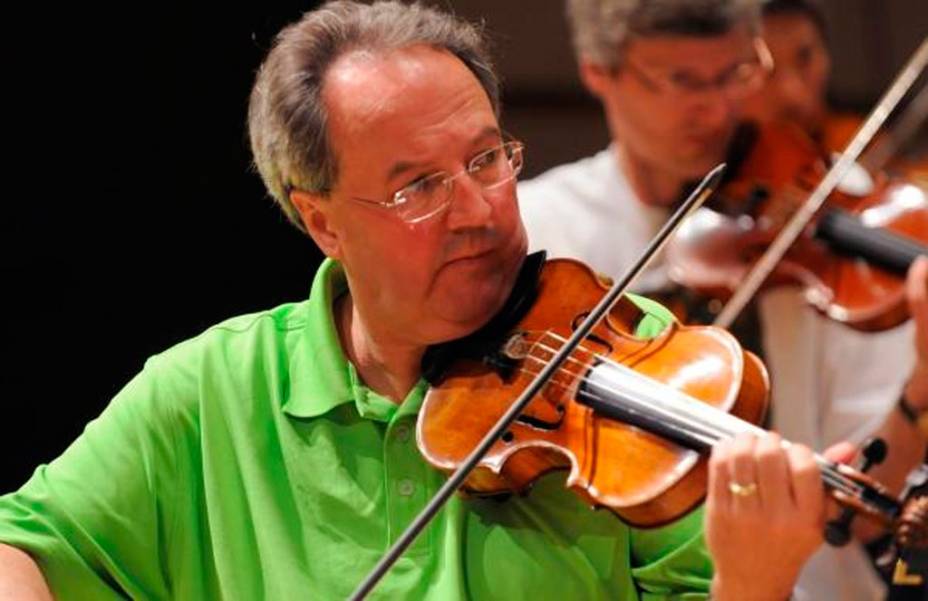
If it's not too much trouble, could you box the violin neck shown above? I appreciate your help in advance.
[577,359,902,522]
[815,207,927,274]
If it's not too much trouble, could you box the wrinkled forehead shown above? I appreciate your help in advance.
[322,45,496,149]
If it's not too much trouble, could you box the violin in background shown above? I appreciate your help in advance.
[666,120,928,332]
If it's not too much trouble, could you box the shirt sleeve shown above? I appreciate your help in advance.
[628,507,712,600]
[0,355,188,599]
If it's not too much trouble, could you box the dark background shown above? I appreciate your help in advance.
[5,2,325,488]
[4,0,926,494]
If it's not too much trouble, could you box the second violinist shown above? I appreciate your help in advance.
[742,0,927,181]
[520,1,928,599]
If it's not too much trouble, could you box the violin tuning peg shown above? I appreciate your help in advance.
[859,437,887,473]
[743,185,769,215]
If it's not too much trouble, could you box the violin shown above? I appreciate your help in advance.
[821,111,928,185]
[418,254,920,531]
[665,38,928,332]
[666,120,928,331]
[820,112,874,158]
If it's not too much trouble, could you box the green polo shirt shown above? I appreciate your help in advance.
[0,259,711,600]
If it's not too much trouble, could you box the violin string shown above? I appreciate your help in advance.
[582,353,870,500]
[527,333,760,444]
[521,346,744,447]
[530,334,756,444]
[520,339,747,451]
[516,355,864,499]
[520,332,869,501]
[523,342,724,446]
[515,361,726,445]
[577,350,867,499]
[572,377,864,499]
[534,331,868,495]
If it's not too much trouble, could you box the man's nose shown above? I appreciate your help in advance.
[691,90,737,130]
[445,175,494,230]
[773,69,813,115]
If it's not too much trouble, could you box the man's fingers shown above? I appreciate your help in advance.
[756,433,791,511]
[822,440,857,465]
[729,433,761,508]
[786,442,825,522]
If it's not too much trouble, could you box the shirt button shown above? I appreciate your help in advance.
[394,424,411,443]
[397,479,415,497]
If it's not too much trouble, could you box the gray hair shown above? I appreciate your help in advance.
[566,0,761,69]
[248,0,500,233]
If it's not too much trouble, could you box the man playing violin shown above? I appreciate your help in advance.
[519,0,928,599]
[742,0,927,177]
[0,1,864,600]
[741,0,837,150]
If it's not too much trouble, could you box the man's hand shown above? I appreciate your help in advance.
[705,433,855,601]
[905,255,928,412]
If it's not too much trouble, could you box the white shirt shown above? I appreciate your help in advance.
[518,146,916,601]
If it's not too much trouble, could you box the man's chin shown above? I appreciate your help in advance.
[429,246,526,341]
[678,152,727,180]
[676,130,734,171]
[429,279,518,343]
[432,291,507,338]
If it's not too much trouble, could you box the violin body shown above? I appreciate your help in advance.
[820,112,870,157]
[418,258,769,527]
[667,121,928,331]
[822,111,928,187]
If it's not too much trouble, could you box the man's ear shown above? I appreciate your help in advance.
[578,60,614,100]
[290,188,342,260]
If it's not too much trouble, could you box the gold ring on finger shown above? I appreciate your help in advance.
[728,481,758,497]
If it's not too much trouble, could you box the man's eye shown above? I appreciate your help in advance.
[472,148,500,169]
[796,45,813,69]
[407,175,443,197]
[669,72,701,89]
[404,174,433,192]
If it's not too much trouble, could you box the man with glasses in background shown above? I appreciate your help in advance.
[741,0,841,149]
[520,1,927,599]
[0,1,851,599]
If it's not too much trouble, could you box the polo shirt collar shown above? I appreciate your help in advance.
[283,258,354,418]
[282,259,428,420]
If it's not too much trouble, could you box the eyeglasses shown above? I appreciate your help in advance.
[621,37,774,101]
[351,140,525,224]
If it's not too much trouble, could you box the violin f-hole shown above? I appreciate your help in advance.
[515,404,566,431]
[572,312,613,353]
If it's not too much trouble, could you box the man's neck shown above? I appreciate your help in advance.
[615,144,687,208]
[335,294,424,404]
